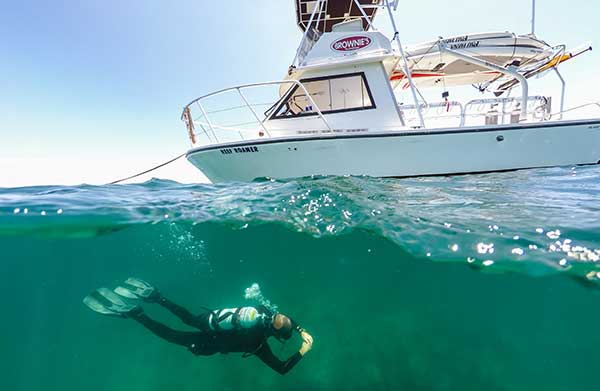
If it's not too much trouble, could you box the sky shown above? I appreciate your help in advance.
[1,0,599,187]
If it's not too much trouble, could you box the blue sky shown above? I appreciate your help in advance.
[1,0,599,186]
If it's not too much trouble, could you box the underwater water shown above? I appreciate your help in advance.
[1,167,600,391]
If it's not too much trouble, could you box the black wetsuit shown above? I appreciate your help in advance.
[131,297,303,375]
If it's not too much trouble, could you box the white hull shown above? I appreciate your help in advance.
[187,120,600,183]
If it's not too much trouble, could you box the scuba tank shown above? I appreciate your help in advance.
[208,307,265,331]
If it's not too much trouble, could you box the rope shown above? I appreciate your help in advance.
[108,153,186,185]
[409,39,440,70]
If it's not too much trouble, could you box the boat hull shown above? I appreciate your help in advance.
[186,120,600,183]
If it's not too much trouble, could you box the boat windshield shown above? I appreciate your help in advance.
[267,72,375,119]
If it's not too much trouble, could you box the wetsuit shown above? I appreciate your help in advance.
[131,297,303,375]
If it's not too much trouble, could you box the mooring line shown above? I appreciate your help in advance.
[108,153,186,185]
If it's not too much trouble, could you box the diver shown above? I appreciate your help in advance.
[83,278,313,375]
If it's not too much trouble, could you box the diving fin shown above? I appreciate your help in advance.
[114,286,138,299]
[97,287,132,308]
[83,295,122,317]
[83,288,139,317]
[116,277,158,302]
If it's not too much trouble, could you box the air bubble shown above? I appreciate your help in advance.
[559,259,568,266]
[477,243,495,254]
[511,248,524,256]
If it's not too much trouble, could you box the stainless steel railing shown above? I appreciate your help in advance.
[181,80,332,146]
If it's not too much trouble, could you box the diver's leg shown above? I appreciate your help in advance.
[131,312,200,348]
[155,296,212,331]
[113,278,210,330]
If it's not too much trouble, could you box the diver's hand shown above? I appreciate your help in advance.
[301,331,313,345]
[299,331,313,356]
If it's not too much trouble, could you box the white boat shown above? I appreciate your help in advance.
[182,0,600,183]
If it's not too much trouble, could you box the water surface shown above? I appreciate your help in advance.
[2,167,600,390]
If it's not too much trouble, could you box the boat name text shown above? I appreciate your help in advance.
[331,36,373,52]
[220,146,259,155]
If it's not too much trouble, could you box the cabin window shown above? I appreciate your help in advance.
[269,72,375,119]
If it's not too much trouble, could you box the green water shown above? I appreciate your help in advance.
[1,172,600,390]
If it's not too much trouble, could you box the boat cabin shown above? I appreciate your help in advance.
[265,25,404,135]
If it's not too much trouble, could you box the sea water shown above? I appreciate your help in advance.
[1,167,600,391]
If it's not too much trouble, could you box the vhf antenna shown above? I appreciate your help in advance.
[531,0,536,36]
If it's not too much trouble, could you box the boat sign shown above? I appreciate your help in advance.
[331,36,372,52]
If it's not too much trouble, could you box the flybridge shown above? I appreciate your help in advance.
[295,0,379,33]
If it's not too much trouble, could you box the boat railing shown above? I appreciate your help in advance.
[549,102,600,120]
[293,0,325,67]
[181,80,332,146]
[462,96,550,126]
[398,101,465,128]
[399,96,551,128]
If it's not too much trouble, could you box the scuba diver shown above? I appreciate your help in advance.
[83,278,313,375]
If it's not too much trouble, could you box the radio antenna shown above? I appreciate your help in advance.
[531,0,536,35]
